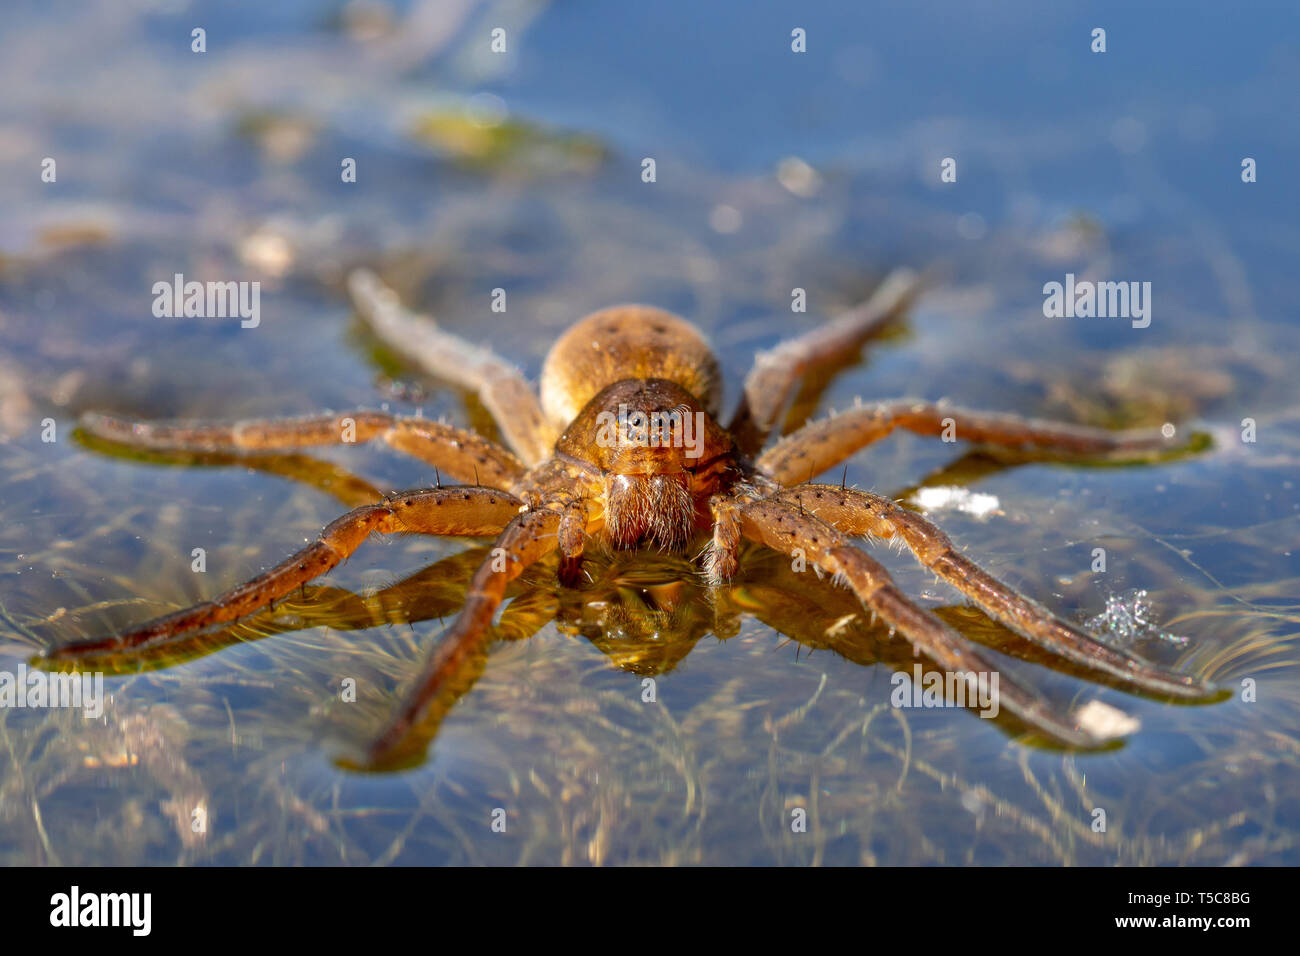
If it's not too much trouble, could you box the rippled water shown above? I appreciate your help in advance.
[0,0,1297,864]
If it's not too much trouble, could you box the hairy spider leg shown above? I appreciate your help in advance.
[80,410,525,490]
[724,496,1115,746]
[757,401,1192,486]
[730,268,923,456]
[773,485,1217,700]
[349,269,557,465]
[46,487,523,660]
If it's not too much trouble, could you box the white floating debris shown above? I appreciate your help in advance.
[1076,700,1141,739]
[776,157,821,197]
[908,485,1001,519]
[709,204,742,234]
[239,229,294,277]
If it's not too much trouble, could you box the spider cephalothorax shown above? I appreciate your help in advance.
[46,267,1221,768]
[544,306,736,550]
[555,377,737,550]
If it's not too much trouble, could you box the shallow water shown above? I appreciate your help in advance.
[0,1,1297,864]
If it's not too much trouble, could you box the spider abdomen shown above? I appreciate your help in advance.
[539,306,723,427]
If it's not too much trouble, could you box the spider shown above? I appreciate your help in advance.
[45,267,1219,767]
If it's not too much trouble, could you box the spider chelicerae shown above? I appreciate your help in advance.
[46,268,1219,767]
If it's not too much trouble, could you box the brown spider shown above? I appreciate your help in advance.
[45,268,1219,767]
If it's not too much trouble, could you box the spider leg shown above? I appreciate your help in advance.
[556,497,590,586]
[44,486,524,661]
[349,269,557,465]
[731,496,1112,747]
[366,504,565,766]
[757,399,1198,486]
[715,543,882,657]
[775,485,1217,700]
[704,495,745,584]
[729,269,922,456]
[79,410,524,489]
[45,546,506,673]
[723,564,1110,745]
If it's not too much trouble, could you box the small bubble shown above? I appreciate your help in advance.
[709,204,742,234]
[956,212,986,240]
[466,92,508,128]
[1110,116,1147,154]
